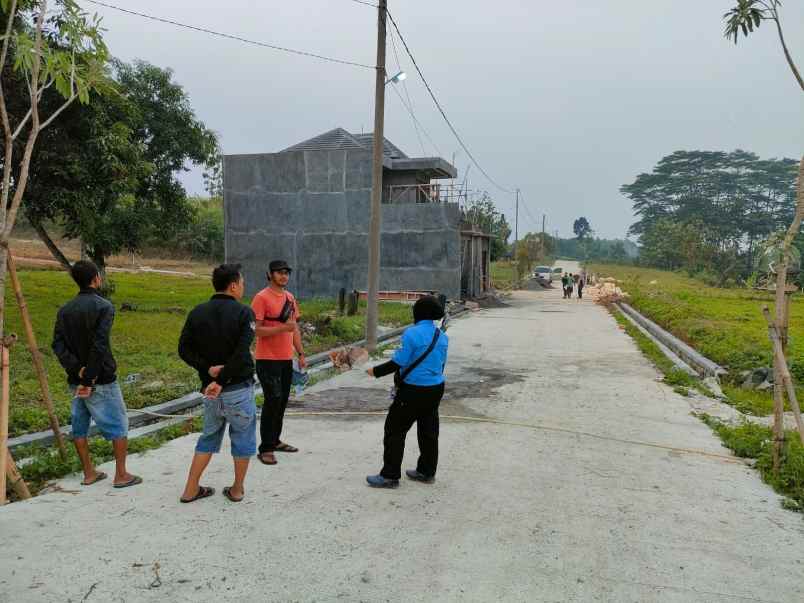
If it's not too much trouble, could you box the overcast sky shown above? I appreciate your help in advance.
[80,0,804,239]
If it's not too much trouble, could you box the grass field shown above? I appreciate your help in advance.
[6,269,412,437]
[491,261,518,289]
[588,263,804,416]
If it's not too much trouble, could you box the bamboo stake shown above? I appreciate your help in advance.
[6,449,30,500]
[7,254,67,459]
[0,344,9,504]
[762,306,804,445]
[771,270,786,470]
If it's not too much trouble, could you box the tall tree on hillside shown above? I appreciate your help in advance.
[724,0,803,92]
[573,217,592,240]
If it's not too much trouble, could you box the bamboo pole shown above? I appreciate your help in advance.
[6,449,30,500]
[7,254,67,459]
[771,270,786,470]
[763,306,804,445]
[0,344,9,504]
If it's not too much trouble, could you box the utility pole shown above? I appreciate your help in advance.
[513,188,519,258]
[541,214,546,260]
[365,0,387,353]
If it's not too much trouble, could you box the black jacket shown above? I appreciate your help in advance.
[52,289,117,386]
[179,294,256,390]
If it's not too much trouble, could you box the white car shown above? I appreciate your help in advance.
[533,266,553,283]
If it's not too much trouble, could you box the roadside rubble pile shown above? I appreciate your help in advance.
[589,278,630,304]
[329,346,370,371]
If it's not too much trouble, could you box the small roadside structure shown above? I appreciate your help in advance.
[224,127,491,300]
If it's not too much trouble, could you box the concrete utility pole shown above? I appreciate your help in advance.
[513,188,519,259]
[541,214,546,259]
[365,0,388,352]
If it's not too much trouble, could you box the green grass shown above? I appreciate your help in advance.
[590,263,803,415]
[491,261,518,290]
[6,269,412,437]
[700,417,804,512]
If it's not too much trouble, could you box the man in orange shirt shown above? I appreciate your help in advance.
[252,260,306,465]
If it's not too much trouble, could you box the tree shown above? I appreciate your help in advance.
[203,151,223,199]
[573,217,592,240]
[0,0,108,325]
[724,0,803,92]
[20,59,218,283]
[461,193,512,261]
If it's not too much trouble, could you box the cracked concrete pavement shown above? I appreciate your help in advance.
[2,268,804,602]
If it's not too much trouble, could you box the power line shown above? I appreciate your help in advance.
[386,9,513,195]
[388,26,426,156]
[82,0,376,70]
[347,0,378,6]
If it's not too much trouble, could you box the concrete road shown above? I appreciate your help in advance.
[2,287,803,602]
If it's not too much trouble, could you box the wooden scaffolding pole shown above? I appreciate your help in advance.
[6,449,31,500]
[0,342,11,504]
[7,254,67,460]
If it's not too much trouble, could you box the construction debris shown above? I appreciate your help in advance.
[328,346,370,371]
[589,282,630,305]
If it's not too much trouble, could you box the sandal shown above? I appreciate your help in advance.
[113,475,143,489]
[275,442,299,453]
[180,485,215,503]
[223,486,244,503]
[258,452,277,465]
[81,471,107,486]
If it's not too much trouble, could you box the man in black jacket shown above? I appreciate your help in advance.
[52,261,141,488]
[178,264,257,503]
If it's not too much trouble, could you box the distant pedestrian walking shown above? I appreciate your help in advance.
[565,273,575,299]
[178,264,257,503]
[577,274,585,300]
[365,296,449,489]
[52,260,141,489]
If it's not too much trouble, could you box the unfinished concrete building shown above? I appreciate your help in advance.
[224,128,492,300]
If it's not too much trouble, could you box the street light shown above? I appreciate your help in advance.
[385,70,407,85]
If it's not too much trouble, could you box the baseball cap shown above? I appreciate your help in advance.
[268,260,292,273]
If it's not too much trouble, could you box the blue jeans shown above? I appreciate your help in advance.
[195,383,257,458]
[70,381,129,440]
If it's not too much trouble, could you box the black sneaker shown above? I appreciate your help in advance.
[405,469,435,484]
[366,474,399,488]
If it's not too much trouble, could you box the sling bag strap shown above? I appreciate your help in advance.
[397,329,441,385]
[266,294,294,323]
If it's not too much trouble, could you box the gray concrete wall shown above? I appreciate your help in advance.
[224,150,461,299]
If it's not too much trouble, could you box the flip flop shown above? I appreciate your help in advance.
[258,452,277,465]
[113,475,143,489]
[81,471,107,486]
[223,486,244,503]
[180,485,215,503]
[275,442,298,453]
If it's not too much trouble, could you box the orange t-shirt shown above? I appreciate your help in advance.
[251,287,300,361]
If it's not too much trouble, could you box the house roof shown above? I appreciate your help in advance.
[281,127,408,159]
[281,127,456,179]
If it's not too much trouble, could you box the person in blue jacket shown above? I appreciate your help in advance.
[365,295,449,488]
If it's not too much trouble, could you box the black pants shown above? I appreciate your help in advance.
[381,382,445,480]
[256,359,293,453]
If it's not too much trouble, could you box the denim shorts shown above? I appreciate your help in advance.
[196,383,257,458]
[70,381,129,441]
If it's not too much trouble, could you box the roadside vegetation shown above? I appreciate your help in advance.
[603,266,804,512]
[6,268,411,438]
[589,263,803,416]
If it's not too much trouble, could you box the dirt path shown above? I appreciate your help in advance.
[1,288,802,602]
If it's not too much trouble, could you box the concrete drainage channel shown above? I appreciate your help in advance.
[614,302,727,393]
[10,308,470,458]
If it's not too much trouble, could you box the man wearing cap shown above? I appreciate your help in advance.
[251,260,306,465]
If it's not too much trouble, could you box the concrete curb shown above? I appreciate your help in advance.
[615,302,726,379]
